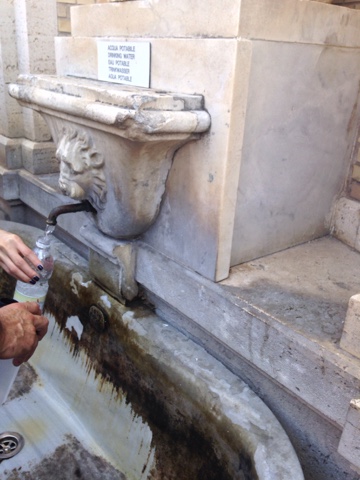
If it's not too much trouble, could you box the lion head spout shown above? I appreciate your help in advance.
[56,128,107,211]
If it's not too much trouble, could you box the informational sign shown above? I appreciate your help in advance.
[97,41,151,88]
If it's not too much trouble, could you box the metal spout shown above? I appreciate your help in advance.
[46,200,96,226]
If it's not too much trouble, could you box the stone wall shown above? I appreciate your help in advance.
[55,0,360,210]
[335,5,360,201]
[57,1,360,36]
[325,1,360,201]
[57,0,112,35]
[315,0,360,208]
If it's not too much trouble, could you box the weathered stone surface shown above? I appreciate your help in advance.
[0,2,23,138]
[3,1,360,478]
[332,197,360,249]
[0,136,23,170]
[55,0,360,281]
[0,221,304,480]
[21,139,58,175]
[231,39,360,265]
[338,399,360,470]
[9,74,211,239]
[340,294,360,359]
[80,222,138,302]
[0,167,20,201]
[70,0,360,46]
[136,237,360,430]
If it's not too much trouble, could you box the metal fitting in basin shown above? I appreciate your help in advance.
[0,432,24,460]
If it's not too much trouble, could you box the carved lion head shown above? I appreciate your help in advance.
[56,128,107,211]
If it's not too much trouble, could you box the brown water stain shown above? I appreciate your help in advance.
[43,262,256,480]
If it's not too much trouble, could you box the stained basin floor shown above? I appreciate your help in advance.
[0,364,126,480]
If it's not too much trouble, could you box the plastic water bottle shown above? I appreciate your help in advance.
[13,234,54,312]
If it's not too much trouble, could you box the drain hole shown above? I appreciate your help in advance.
[0,432,24,460]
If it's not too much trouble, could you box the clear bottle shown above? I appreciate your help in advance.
[13,234,54,312]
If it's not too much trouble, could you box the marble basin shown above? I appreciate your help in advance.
[0,222,303,479]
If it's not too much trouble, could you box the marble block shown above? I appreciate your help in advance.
[53,0,360,281]
[340,294,360,359]
[331,197,360,251]
[338,399,360,470]
[70,0,360,47]
[231,40,360,264]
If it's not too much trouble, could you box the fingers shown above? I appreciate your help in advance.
[12,327,38,366]
[13,346,37,367]
[20,301,42,316]
[4,301,41,316]
[8,254,41,283]
[0,302,49,364]
[12,307,48,366]
[33,314,49,341]
[12,312,48,365]
[13,302,48,340]
[0,231,42,282]
[6,302,48,332]
[0,252,34,283]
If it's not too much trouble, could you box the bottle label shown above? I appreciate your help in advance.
[13,290,46,311]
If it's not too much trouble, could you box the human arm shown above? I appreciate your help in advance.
[0,301,49,366]
[0,230,42,282]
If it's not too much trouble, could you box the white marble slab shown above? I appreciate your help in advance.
[54,0,360,280]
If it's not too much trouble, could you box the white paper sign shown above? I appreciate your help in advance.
[97,41,151,87]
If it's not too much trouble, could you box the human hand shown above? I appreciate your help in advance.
[0,302,49,366]
[0,230,43,282]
